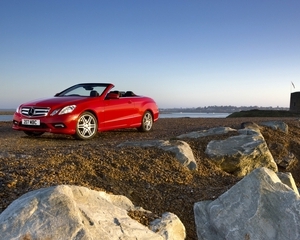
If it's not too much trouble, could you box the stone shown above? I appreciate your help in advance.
[241,121,261,131]
[260,121,288,133]
[205,128,277,176]
[194,167,300,240]
[278,152,297,170]
[268,143,297,170]
[150,212,186,239]
[118,140,197,170]
[277,171,299,195]
[0,185,185,240]
[176,127,237,139]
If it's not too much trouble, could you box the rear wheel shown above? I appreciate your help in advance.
[74,112,98,140]
[24,131,45,137]
[138,111,153,132]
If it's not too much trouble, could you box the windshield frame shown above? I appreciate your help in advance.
[55,83,112,97]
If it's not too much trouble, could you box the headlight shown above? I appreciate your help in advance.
[59,105,76,115]
[50,105,76,116]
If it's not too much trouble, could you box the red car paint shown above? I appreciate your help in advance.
[12,83,159,139]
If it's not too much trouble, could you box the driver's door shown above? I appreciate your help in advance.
[102,94,136,130]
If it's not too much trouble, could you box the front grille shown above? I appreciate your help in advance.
[21,107,50,117]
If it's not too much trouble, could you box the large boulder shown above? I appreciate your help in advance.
[194,167,300,240]
[176,127,237,139]
[0,185,185,240]
[118,140,197,170]
[260,120,288,133]
[205,128,277,176]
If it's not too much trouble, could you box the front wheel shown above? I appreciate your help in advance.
[24,131,45,137]
[74,112,98,140]
[138,111,153,132]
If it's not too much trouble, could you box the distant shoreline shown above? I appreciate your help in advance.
[0,111,14,115]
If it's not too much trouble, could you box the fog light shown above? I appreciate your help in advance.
[53,123,65,128]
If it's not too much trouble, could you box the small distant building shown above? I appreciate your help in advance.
[290,92,300,111]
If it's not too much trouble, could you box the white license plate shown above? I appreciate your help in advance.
[22,119,40,126]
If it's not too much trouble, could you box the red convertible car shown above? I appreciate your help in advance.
[12,83,159,140]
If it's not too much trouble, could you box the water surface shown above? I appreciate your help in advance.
[0,115,13,121]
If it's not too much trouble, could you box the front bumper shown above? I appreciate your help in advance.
[12,112,79,135]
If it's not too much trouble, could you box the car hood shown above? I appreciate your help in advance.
[20,96,89,108]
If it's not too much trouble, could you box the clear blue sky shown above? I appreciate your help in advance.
[1,1,299,109]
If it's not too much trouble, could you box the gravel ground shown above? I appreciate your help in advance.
[1,117,300,239]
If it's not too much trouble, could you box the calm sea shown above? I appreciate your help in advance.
[0,112,230,122]
[0,115,13,121]
[159,112,230,118]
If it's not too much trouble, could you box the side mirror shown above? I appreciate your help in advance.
[106,92,119,100]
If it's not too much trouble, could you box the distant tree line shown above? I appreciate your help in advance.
[159,106,289,113]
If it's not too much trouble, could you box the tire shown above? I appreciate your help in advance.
[138,111,153,132]
[74,112,98,140]
[24,131,45,137]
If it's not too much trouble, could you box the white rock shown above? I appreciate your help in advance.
[177,127,237,139]
[0,185,185,240]
[150,212,186,240]
[118,140,197,170]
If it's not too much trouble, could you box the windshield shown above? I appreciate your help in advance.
[57,84,108,97]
